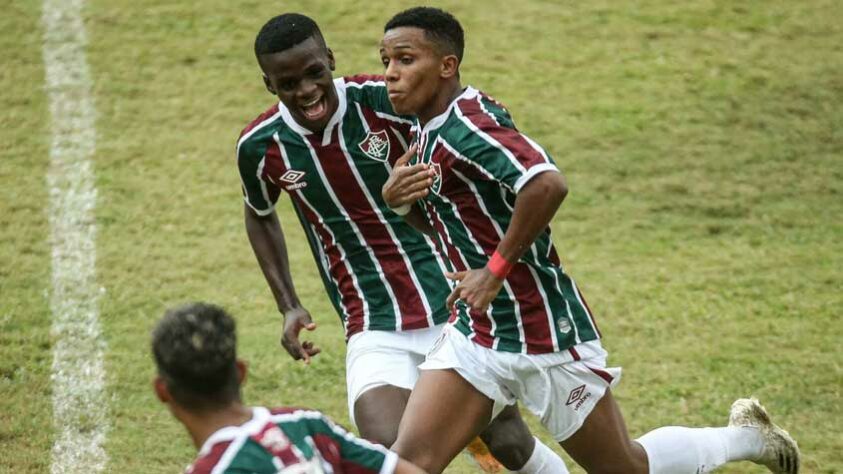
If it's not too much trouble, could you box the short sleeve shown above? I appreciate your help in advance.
[306,414,398,474]
[447,97,559,193]
[237,133,281,216]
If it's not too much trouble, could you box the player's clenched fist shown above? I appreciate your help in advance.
[382,143,435,208]
[280,306,321,364]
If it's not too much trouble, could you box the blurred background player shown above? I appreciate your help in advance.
[380,7,801,474]
[238,13,568,473]
[151,302,424,473]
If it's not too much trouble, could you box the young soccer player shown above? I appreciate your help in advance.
[151,302,424,473]
[379,7,801,474]
[238,13,569,472]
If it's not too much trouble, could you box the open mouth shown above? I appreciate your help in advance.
[300,96,327,121]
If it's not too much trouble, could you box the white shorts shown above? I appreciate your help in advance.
[345,324,445,426]
[420,324,622,441]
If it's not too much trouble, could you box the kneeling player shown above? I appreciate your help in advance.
[151,302,424,474]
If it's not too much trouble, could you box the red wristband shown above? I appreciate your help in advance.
[486,251,514,279]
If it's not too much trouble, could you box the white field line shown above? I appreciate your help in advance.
[41,0,109,472]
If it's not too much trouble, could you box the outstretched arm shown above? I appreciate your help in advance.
[446,171,568,312]
[244,204,320,363]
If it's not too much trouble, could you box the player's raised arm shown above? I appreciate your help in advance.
[244,205,321,364]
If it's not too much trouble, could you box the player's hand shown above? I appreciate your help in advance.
[280,306,321,364]
[445,268,505,314]
[382,144,434,208]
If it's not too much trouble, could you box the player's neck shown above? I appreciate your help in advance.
[181,403,253,450]
[418,80,463,127]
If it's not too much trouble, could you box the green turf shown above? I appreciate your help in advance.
[3,0,841,472]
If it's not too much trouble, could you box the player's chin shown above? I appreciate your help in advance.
[388,96,411,114]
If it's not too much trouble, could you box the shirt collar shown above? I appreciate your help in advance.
[196,406,270,458]
[419,86,478,136]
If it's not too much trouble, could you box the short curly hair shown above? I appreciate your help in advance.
[254,13,326,57]
[384,7,464,63]
[152,302,240,411]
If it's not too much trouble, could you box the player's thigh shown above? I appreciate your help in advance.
[345,330,422,427]
[393,368,494,474]
[560,389,648,474]
[354,385,411,446]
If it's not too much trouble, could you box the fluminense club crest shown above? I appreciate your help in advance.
[358,130,391,162]
[431,162,443,194]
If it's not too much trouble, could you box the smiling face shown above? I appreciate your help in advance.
[380,27,458,122]
[258,36,337,133]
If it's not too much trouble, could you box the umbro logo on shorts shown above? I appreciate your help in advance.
[279,170,307,190]
[566,384,592,411]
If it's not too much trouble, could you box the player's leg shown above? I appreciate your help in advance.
[345,329,421,446]
[558,389,648,473]
[562,389,800,474]
[480,405,570,473]
[391,368,494,474]
[539,342,799,473]
[353,385,410,446]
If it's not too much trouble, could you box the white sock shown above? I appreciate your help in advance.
[637,426,764,474]
[515,437,570,474]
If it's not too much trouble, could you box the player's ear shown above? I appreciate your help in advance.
[263,74,276,95]
[326,48,336,71]
[153,376,171,404]
[440,54,459,79]
[236,359,248,386]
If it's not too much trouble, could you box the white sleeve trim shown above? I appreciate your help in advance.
[380,451,399,474]
[513,163,560,193]
[243,196,276,216]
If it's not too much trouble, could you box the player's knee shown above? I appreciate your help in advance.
[356,419,398,447]
[480,411,534,469]
[481,432,532,470]
[392,440,443,474]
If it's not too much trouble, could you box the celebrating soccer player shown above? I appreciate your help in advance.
[238,13,569,472]
[379,7,801,474]
[151,302,424,473]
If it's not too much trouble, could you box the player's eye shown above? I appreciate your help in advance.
[400,56,414,65]
[279,80,297,91]
[380,57,390,68]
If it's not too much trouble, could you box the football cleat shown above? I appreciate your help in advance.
[729,398,801,474]
[464,436,504,473]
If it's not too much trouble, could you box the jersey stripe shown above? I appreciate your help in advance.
[274,134,369,331]
[238,78,451,339]
[446,151,560,353]
[409,86,600,353]
[300,133,402,329]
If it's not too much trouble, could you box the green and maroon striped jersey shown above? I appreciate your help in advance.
[188,406,397,474]
[411,86,601,355]
[237,76,452,339]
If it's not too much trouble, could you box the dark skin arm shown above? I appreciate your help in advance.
[244,204,320,363]
[445,171,569,312]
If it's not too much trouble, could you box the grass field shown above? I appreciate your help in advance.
[2,0,841,472]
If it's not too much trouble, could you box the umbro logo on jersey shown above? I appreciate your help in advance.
[358,130,391,162]
[566,384,592,411]
[279,170,307,190]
